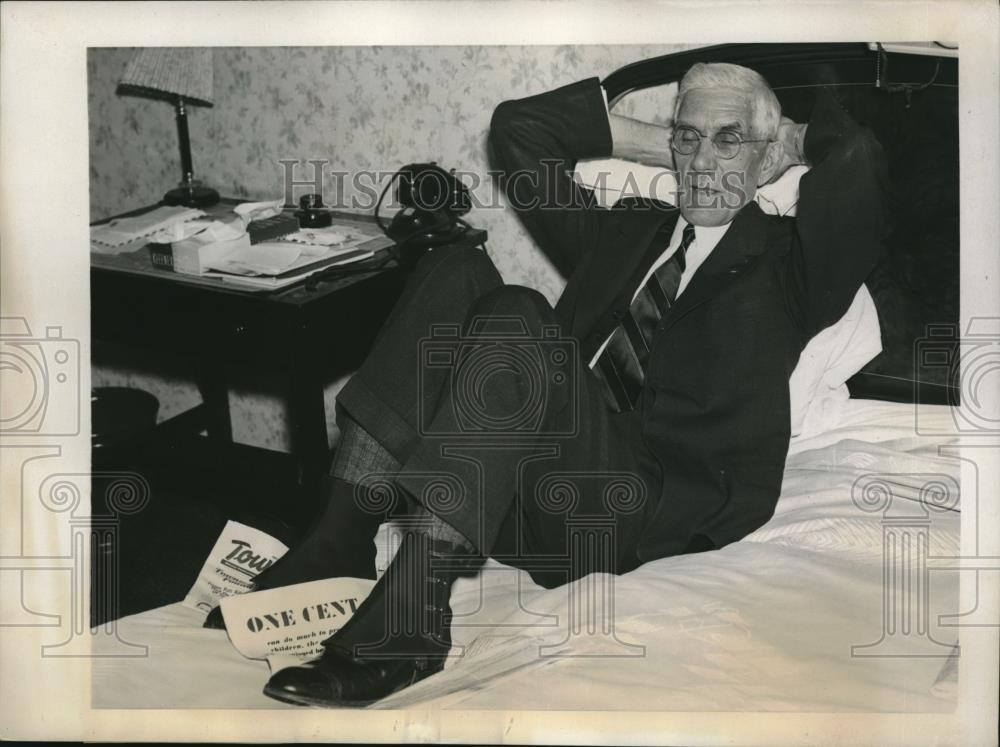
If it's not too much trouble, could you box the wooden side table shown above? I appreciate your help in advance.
[91,199,487,513]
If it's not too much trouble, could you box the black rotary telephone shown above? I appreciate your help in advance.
[301,162,474,288]
[375,162,473,260]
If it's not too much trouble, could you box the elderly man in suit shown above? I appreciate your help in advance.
[235,61,886,706]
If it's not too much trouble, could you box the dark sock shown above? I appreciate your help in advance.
[323,511,483,661]
[252,477,381,588]
[255,416,402,589]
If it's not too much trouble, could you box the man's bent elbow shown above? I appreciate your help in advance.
[489,99,531,154]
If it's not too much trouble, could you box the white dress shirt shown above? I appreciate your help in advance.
[588,218,733,368]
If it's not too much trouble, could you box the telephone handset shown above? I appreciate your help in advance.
[375,162,473,262]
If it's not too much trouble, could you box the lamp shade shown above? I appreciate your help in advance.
[119,48,214,106]
[117,47,219,207]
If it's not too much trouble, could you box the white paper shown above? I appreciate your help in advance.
[283,227,354,247]
[160,217,245,244]
[233,197,285,227]
[206,241,303,276]
[90,205,207,253]
[219,577,376,672]
[171,233,251,276]
[182,520,289,613]
[153,219,211,243]
[285,225,385,257]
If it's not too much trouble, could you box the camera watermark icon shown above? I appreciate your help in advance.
[915,317,1000,435]
[529,471,647,659]
[850,472,960,658]
[352,464,647,661]
[934,445,1000,630]
[0,449,151,657]
[348,513,464,661]
[355,470,466,521]
[356,462,559,646]
[0,317,80,437]
[418,316,578,438]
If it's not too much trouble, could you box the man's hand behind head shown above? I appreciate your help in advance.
[609,113,676,169]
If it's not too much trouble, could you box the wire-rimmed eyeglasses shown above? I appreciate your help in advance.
[670,125,772,160]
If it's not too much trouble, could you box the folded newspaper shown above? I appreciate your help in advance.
[220,577,376,673]
[185,520,376,672]
[183,520,289,613]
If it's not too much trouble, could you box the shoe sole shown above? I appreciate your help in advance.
[262,682,378,709]
[261,660,446,708]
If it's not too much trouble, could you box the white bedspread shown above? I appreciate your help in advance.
[94,399,962,712]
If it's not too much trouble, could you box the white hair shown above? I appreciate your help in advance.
[673,62,782,140]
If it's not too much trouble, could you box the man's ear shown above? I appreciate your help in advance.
[756,140,784,186]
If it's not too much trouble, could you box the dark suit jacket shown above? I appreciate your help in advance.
[489,78,888,561]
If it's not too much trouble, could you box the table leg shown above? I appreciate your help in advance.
[287,323,332,493]
[197,358,233,443]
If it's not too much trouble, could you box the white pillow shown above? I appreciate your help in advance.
[571,160,808,213]
[573,158,678,207]
[573,159,882,436]
[755,163,809,217]
[788,285,881,437]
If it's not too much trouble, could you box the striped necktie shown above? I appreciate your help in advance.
[594,223,696,412]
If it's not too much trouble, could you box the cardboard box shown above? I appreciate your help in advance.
[170,232,251,275]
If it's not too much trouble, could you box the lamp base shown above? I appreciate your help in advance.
[163,184,220,208]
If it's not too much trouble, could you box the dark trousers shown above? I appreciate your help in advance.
[338,245,662,588]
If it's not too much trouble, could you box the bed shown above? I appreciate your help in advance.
[93,43,964,713]
[94,398,962,711]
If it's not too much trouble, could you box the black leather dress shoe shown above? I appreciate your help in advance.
[262,531,481,707]
[263,645,446,707]
[203,605,225,629]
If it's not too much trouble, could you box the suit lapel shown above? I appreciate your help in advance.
[575,200,679,335]
[661,202,771,332]
[616,203,682,287]
[571,201,771,356]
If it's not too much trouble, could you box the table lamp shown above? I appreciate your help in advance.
[118,48,220,208]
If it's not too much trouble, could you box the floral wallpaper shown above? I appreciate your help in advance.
[89,45,693,450]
